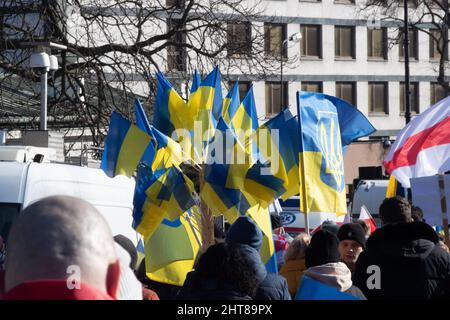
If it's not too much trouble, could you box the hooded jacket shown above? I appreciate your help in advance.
[225,216,291,300]
[354,222,450,300]
[303,262,366,299]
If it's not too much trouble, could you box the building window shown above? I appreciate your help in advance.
[300,25,322,58]
[368,82,388,114]
[238,81,252,102]
[367,28,387,60]
[336,82,356,106]
[227,22,252,57]
[399,29,418,60]
[430,82,448,105]
[167,19,186,71]
[264,23,287,58]
[301,82,323,93]
[265,82,288,116]
[400,82,419,114]
[166,0,185,9]
[334,0,355,3]
[335,26,355,59]
[429,29,447,61]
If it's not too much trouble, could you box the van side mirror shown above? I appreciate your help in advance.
[33,154,44,163]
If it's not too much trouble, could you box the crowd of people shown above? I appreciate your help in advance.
[0,194,450,300]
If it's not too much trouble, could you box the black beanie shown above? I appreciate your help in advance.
[305,229,340,268]
[337,223,366,249]
[225,216,263,251]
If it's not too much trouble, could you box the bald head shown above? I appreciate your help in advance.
[5,196,119,296]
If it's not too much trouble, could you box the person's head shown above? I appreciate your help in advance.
[337,223,366,268]
[321,220,340,236]
[437,241,450,254]
[379,196,412,225]
[195,242,266,298]
[225,216,263,251]
[114,234,138,270]
[411,206,424,223]
[5,195,120,298]
[305,230,340,268]
[355,219,371,238]
[283,233,310,262]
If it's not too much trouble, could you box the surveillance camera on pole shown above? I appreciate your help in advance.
[30,52,52,131]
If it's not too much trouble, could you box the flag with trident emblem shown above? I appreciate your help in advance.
[297,91,347,216]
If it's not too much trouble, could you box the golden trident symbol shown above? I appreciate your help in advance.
[320,118,344,187]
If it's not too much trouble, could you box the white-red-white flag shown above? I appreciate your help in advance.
[383,96,450,188]
[359,205,377,234]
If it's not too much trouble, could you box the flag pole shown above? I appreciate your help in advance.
[200,164,215,252]
[438,174,450,248]
[296,92,310,237]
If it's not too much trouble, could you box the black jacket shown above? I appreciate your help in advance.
[176,271,252,300]
[353,222,450,300]
[255,273,291,300]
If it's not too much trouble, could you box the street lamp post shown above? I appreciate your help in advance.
[281,32,302,110]
[403,0,412,124]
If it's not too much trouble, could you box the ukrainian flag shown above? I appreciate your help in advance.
[222,82,240,125]
[244,109,300,205]
[228,86,260,161]
[136,98,185,171]
[101,112,155,178]
[152,72,186,137]
[297,91,347,216]
[246,204,278,273]
[132,164,166,239]
[132,164,196,239]
[200,118,255,222]
[191,70,201,93]
[386,175,406,198]
[145,207,202,286]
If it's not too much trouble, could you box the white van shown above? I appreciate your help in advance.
[0,147,139,245]
[350,180,389,223]
[276,196,346,235]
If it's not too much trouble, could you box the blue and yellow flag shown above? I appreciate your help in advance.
[152,72,186,137]
[200,118,255,222]
[101,112,155,178]
[386,175,406,198]
[228,86,259,161]
[246,204,278,273]
[297,91,347,215]
[145,207,202,286]
[191,70,201,93]
[244,109,300,205]
[323,94,376,145]
[222,82,240,125]
[135,98,184,171]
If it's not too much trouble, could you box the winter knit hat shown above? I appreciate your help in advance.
[225,216,263,251]
[337,223,367,249]
[305,229,341,268]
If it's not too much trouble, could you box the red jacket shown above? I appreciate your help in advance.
[3,280,115,300]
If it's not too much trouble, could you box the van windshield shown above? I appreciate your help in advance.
[0,203,21,241]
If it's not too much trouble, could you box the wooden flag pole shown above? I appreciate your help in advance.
[199,164,215,252]
[438,174,450,248]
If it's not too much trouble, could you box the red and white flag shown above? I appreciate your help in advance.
[383,97,450,187]
[359,205,377,234]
